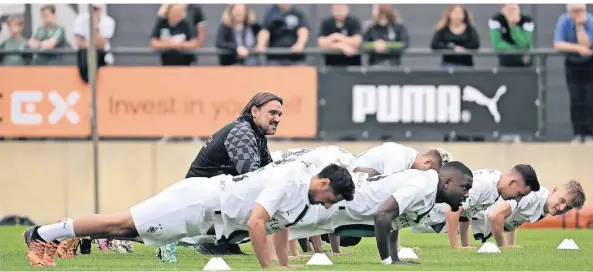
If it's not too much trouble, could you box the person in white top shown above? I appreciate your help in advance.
[289,161,473,264]
[472,180,585,248]
[73,4,115,64]
[411,165,541,250]
[323,142,451,252]
[349,142,453,176]
[23,161,355,269]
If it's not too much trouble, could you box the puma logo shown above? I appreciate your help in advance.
[462,85,507,123]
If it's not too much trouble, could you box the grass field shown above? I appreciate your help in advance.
[1,226,592,271]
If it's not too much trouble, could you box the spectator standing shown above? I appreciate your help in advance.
[317,4,362,67]
[73,4,115,83]
[362,4,409,66]
[150,4,198,66]
[215,4,261,66]
[28,5,67,65]
[256,4,309,66]
[157,4,206,63]
[430,5,480,67]
[489,4,535,67]
[553,4,593,144]
[0,14,31,66]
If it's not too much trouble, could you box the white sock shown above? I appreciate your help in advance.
[38,219,76,242]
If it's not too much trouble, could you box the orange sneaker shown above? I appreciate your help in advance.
[23,227,46,267]
[57,238,80,259]
[43,241,59,267]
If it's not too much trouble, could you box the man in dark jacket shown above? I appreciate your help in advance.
[488,4,535,67]
[158,92,283,261]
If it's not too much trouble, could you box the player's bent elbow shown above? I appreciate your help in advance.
[487,212,501,224]
[247,218,263,232]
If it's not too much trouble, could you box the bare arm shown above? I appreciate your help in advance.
[445,207,464,248]
[459,220,471,247]
[373,196,400,262]
[336,34,362,48]
[576,25,591,47]
[310,236,323,253]
[150,38,172,49]
[294,27,309,48]
[487,201,513,247]
[247,204,273,268]
[273,228,289,266]
[554,41,587,53]
[196,25,206,48]
[257,29,270,48]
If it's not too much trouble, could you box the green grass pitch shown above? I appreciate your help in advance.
[1,226,592,270]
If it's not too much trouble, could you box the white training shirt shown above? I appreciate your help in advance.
[503,187,549,232]
[269,145,354,170]
[214,160,316,240]
[345,169,439,229]
[348,142,419,175]
[460,168,502,219]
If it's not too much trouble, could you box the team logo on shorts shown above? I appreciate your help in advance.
[147,224,163,233]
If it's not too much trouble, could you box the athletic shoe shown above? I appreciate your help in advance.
[112,240,134,253]
[56,238,80,259]
[79,238,92,254]
[157,242,177,263]
[227,244,248,255]
[23,227,45,267]
[43,241,59,266]
[96,238,111,251]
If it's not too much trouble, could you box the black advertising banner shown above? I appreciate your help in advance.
[318,69,539,141]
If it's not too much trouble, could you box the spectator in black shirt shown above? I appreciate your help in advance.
[317,4,362,66]
[363,4,409,66]
[256,4,309,66]
[216,4,262,66]
[430,4,480,67]
[150,4,198,66]
[157,4,206,51]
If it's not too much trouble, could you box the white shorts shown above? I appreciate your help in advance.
[130,177,220,246]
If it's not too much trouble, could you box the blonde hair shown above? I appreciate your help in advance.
[372,4,401,24]
[221,4,256,26]
[564,180,586,210]
[434,4,474,30]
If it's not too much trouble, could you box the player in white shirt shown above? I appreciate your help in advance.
[471,180,585,248]
[411,165,541,249]
[289,161,474,264]
[324,142,452,252]
[348,142,453,176]
[23,162,355,268]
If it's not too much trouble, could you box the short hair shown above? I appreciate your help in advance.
[426,148,453,167]
[7,14,24,26]
[512,164,540,192]
[317,164,355,201]
[41,4,56,14]
[237,92,283,121]
[441,161,473,178]
[564,180,586,209]
[567,4,587,11]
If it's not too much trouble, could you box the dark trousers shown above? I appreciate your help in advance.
[565,64,593,136]
[77,49,107,84]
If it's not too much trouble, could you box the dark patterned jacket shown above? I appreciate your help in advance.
[185,119,273,178]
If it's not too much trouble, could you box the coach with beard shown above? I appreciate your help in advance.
[156,92,283,262]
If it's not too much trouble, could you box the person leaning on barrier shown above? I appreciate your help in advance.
[317,4,362,67]
[256,4,310,66]
[430,4,480,67]
[488,4,535,67]
[156,4,206,64]
[362,4,409,67]
[73,4,115,83]
[553,4,593,144]
[215,4,262,66]
[0,14,32,66]
[28,4,67,65]
[150,4,198,66]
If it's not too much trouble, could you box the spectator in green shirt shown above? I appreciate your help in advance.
[488,4,535,67]
[0,14,31,66]
[28,4,67,65]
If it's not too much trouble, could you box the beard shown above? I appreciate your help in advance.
[308,191,316,205]
[448,201,461,212]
